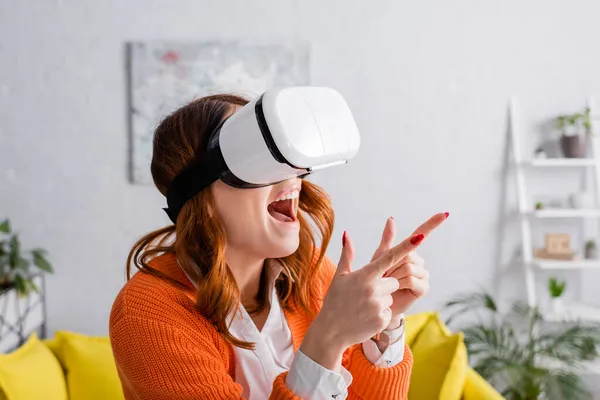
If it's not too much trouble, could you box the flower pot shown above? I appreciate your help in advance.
[551,297,564,315]
[560,135,586,158]
[586,246,598,260]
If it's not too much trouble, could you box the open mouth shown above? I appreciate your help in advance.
[267,189,300,223]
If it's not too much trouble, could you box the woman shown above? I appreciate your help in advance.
[109,93,448,399]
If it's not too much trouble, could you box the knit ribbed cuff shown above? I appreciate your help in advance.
[270,371,303,400]
[347,344,413,399]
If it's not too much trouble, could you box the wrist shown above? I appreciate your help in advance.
[300,314,346,372]
[373,314,405,352]
[386,314,404,331]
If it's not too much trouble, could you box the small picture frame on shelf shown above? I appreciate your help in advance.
[546,233,571,256]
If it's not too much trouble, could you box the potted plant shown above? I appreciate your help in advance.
[556,113,586,158]
[535,201,544,210]
[548,276,566,315]
[0,218,53,296]
[585,239,597,260]
[445,291,600,400]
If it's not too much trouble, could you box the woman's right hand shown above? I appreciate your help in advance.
[299,213,446,372]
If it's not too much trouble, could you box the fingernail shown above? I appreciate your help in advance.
[410,233,424,245]
[444,212,450,219]
[342,231,348,247]
[390,216,394,220]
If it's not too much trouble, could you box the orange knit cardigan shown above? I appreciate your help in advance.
[109,253,413,399]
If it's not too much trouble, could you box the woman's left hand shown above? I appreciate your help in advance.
[371,215,444,329]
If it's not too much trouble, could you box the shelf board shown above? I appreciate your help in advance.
[534,259,600,269]
[528,209,600,218]
[543,303,600,323]
[524,158,597,167]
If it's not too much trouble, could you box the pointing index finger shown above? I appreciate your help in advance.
[409,212,448,239]
[363,212,448,277]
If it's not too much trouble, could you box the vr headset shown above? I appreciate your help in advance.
[164,86,361,223]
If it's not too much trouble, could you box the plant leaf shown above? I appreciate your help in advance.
[549,277,566,297]
[444,291,498,325]
[543,370,591,400]
[32,250,53,273]
[446,291,600,398]
[0,219,9,234]
[26,279,39,294]
[0,241,7,276]
[538,323,600,363]
[13,274,28,296]
[17,256,29,271]
[8,234,20,268]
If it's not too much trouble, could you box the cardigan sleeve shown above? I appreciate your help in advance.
[110,310,302,400]
[344,343,413,399]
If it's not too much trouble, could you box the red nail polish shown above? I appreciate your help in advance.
[410,233,424,245]
[342,231,347,247]
[444,212,450,219]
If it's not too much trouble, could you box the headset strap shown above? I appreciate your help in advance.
[162,118,230,224]
[162,145,227,224]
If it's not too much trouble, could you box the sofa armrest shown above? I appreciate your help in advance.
[462,367,503,400]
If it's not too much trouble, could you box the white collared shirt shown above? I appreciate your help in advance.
[183,262,405,399]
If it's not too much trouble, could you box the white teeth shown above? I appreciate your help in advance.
[273,189,300,203]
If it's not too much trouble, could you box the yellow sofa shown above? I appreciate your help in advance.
[405,312,503,400]
[0,312,502,400]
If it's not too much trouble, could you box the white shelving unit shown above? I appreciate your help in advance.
[523,158,597,167]
[510,97,600,321]
[534,259,600,269]
[530,209,600,218]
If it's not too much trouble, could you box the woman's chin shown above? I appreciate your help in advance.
[266,233,300,258]
[263,216,301,257]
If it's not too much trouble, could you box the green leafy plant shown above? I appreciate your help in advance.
[585,240,596,251]
[556,115,568,130]
[556,108,593,136]
[445,291,600,400]
[548,277,566,298]
[535,202,544,210]
[0,218,53,296]
[556,114,581,131]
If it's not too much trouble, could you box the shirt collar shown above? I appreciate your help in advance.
[175,256,288,293]
[265,259,285,291]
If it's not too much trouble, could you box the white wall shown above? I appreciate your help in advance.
[2,0,600,336]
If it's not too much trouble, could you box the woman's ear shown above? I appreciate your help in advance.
[205,185,218,218]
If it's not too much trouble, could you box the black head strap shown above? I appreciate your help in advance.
[162,119,229,224]
[162,146,227,223]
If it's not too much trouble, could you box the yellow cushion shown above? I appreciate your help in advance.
[405,311,434,346]
[55,331,124,400]
[463,366,503,400]
[42,336,61,357]
[0,333,68,400]
[408,313,468,400]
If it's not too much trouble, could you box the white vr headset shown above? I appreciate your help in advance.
[164,86,361,223]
